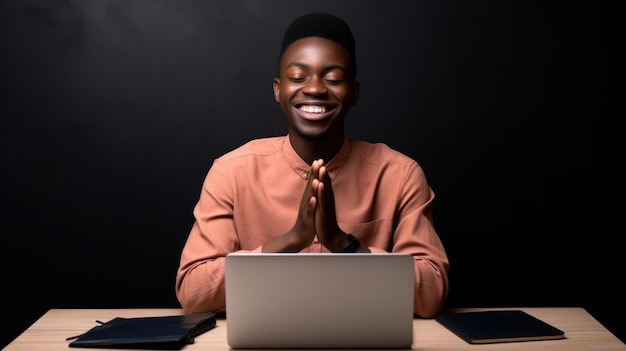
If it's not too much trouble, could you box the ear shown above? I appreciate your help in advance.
[273,78,280,103]
[349,80,360,106]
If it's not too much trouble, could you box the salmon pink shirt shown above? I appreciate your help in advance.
[176,135,449,318]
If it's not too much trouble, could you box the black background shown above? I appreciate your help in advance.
[1,0,621,348]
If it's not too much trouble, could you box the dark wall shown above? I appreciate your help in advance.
[2,0,620,348]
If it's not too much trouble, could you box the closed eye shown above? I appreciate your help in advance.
[325,79,347,85]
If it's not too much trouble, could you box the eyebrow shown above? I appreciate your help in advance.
[285,62,347,73]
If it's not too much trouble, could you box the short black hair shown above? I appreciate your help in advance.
[279,12,357,79]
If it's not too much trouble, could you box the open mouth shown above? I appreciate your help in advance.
[295,104,335,121]
[298,105,329,114]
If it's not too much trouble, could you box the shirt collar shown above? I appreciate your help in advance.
[283,135,351,181]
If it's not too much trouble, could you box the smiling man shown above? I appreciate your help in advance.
[175,12,450,318]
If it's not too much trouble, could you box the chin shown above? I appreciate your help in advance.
[296,127,332,140]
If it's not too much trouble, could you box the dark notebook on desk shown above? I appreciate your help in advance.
[436,310,565,344]
[66,312,216,349]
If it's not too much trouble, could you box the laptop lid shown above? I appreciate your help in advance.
[225,253,415,349]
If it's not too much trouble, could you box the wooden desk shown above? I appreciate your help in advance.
[3,307,625,351]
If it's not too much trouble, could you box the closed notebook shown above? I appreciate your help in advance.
[435,310,565,344]
[67,312,216,349]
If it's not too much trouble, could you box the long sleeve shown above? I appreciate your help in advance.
[332,146,449,318]
[175,159,252,313]
[175,137,312,313]
[391,162,449,318]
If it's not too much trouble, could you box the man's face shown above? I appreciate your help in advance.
[273,37,359,140]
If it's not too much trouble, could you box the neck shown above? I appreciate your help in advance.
[289,129,345,165]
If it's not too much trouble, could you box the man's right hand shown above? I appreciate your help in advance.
[262,159,323,252]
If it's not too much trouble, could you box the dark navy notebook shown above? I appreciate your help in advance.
[436,310,565,344]
[67,312,216,349]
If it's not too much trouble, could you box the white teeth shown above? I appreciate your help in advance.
[300,105,326,113]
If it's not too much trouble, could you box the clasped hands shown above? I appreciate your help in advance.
[263,159,361,253]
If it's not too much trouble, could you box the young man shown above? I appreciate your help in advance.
[175,12,449,318]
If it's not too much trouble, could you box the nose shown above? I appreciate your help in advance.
[302,76,328,96]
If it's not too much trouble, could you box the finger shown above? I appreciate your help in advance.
[305,162,320,198]
[311,159,320,178]
[318,165,326,183]
[317,182,325,213]
[311,178,321,193]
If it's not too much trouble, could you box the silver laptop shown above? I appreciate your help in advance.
[225,253,415,349]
